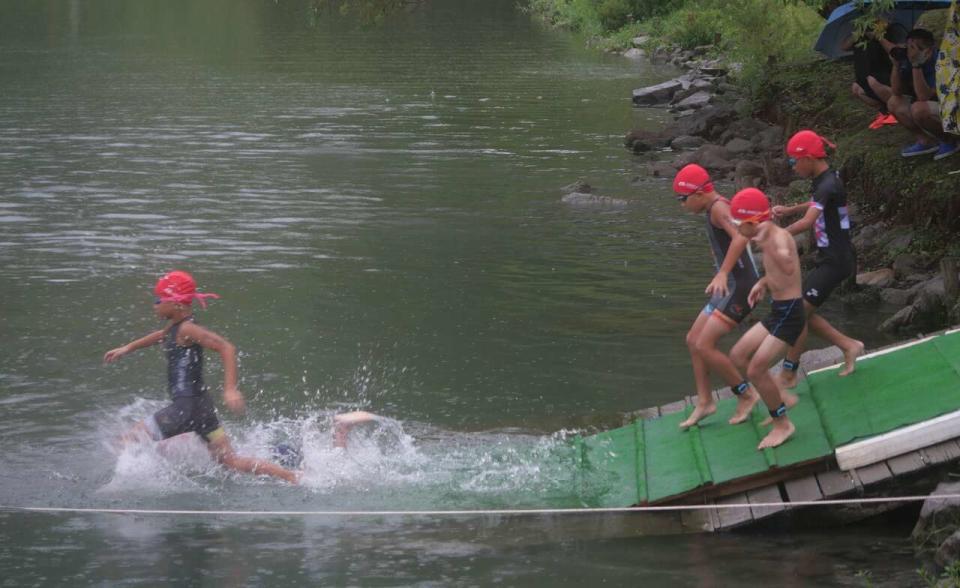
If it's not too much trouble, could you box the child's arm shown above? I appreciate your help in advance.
[747,277,767,308]
[179,322,246,415]
[772,202,810,220]
[784,205,820,236]
[104,330,164,363]
[706,210,750,297]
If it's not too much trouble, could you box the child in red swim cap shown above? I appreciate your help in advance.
[671,165,761,429]
[773,130,864,390]
[727,189,804,450]
[104,271,299,484]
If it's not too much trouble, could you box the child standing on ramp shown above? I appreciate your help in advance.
[772,130,864,388]
[104,270,299,484]
[672,164,761,428]
[728,189,804,449]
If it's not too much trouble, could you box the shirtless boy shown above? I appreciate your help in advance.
[728,189,805,449]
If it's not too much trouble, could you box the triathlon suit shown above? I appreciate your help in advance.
[146,317,225,443]
[702,197,760,325]
[802,170,856,308]
[762,298,806,346]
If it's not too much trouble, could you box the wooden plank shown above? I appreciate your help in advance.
[714,493,753,529]
[919,439,960,465]
[681,506,715,532]
[887,451,927,476]
[835,409,960,471]
[852,462,893,487]
[659,399,687,416]
[816,469,857,497]
[784,475,822,503]
[627,407,660,423]
[747,485,785,519]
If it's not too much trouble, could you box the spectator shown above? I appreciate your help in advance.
[937,0,960,137]
[842,19,907,129]
[883,28,957,159]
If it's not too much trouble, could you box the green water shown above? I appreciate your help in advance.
[0,0,917,584]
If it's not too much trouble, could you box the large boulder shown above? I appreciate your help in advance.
[672,91,713,111]
[561,192,629,208]
[893,253,928,279]
[671,105,738,142]
[624,129,672,153]
[734,159,767,190]
[633,79,684,106]
[880,287,915,307]
[671,135,706,151]
[560,179,591,194]
[936,530,960,568]
[754,125,785,153]
[912,482,960,553]
[623,48,645,60]
[856,268,896,288]
[725,137,753,156]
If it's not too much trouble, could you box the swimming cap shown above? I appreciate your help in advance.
[729,188,771,223]
[786,130,835,159]
[154,270,220,308]
[673,164,714,195]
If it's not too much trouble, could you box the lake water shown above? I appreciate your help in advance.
[0,0,919,585]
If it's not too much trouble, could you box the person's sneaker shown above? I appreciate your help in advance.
[901,142,939,157]
[934,142,959,161]
[868,112,887,129]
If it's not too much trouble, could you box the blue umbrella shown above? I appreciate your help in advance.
[815,0,951,59]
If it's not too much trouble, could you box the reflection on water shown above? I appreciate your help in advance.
[0,0,916,584]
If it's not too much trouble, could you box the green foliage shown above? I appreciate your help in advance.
[917,560,960,587]
[657,7,723,49]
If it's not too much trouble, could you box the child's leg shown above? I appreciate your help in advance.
[680,311,720,429]
[333,411,377,447]
[807,313,864,377]
[207,434,299,484]
[720,322,768,425]
[747,335,796,449]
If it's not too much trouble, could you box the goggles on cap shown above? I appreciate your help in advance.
[675,180,709,202]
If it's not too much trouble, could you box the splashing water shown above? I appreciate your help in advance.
[96,400,585,510]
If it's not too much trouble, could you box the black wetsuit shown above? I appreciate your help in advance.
[703,197,760,324]
[803,170,856,308]
[148,318,223,442]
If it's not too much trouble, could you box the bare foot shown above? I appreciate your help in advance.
[838,340,865,377]
[679,401,717,430]
[760,391,799,427]
[757,418,796,449]
[728,388,759,425]
[333,411,378,448]
[776,367,799,390]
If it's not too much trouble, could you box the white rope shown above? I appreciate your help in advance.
[3,494,960,517]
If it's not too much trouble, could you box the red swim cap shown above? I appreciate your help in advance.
[730,188,771,223]
[154,270,220,308]
[786,129,835,159]
[673,164,714,195]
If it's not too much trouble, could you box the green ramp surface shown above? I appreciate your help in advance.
[575,330,960,507]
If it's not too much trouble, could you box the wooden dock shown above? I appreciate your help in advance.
[573,328,960,532]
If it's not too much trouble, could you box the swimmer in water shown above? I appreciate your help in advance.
[104,270,299,484]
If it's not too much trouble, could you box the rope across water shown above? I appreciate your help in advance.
[3,494,960,517]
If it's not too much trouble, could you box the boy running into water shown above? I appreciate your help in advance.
[104,271,299,484]
[672,165,761,429]
[772,130,864,389]
[728,188,804,449]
